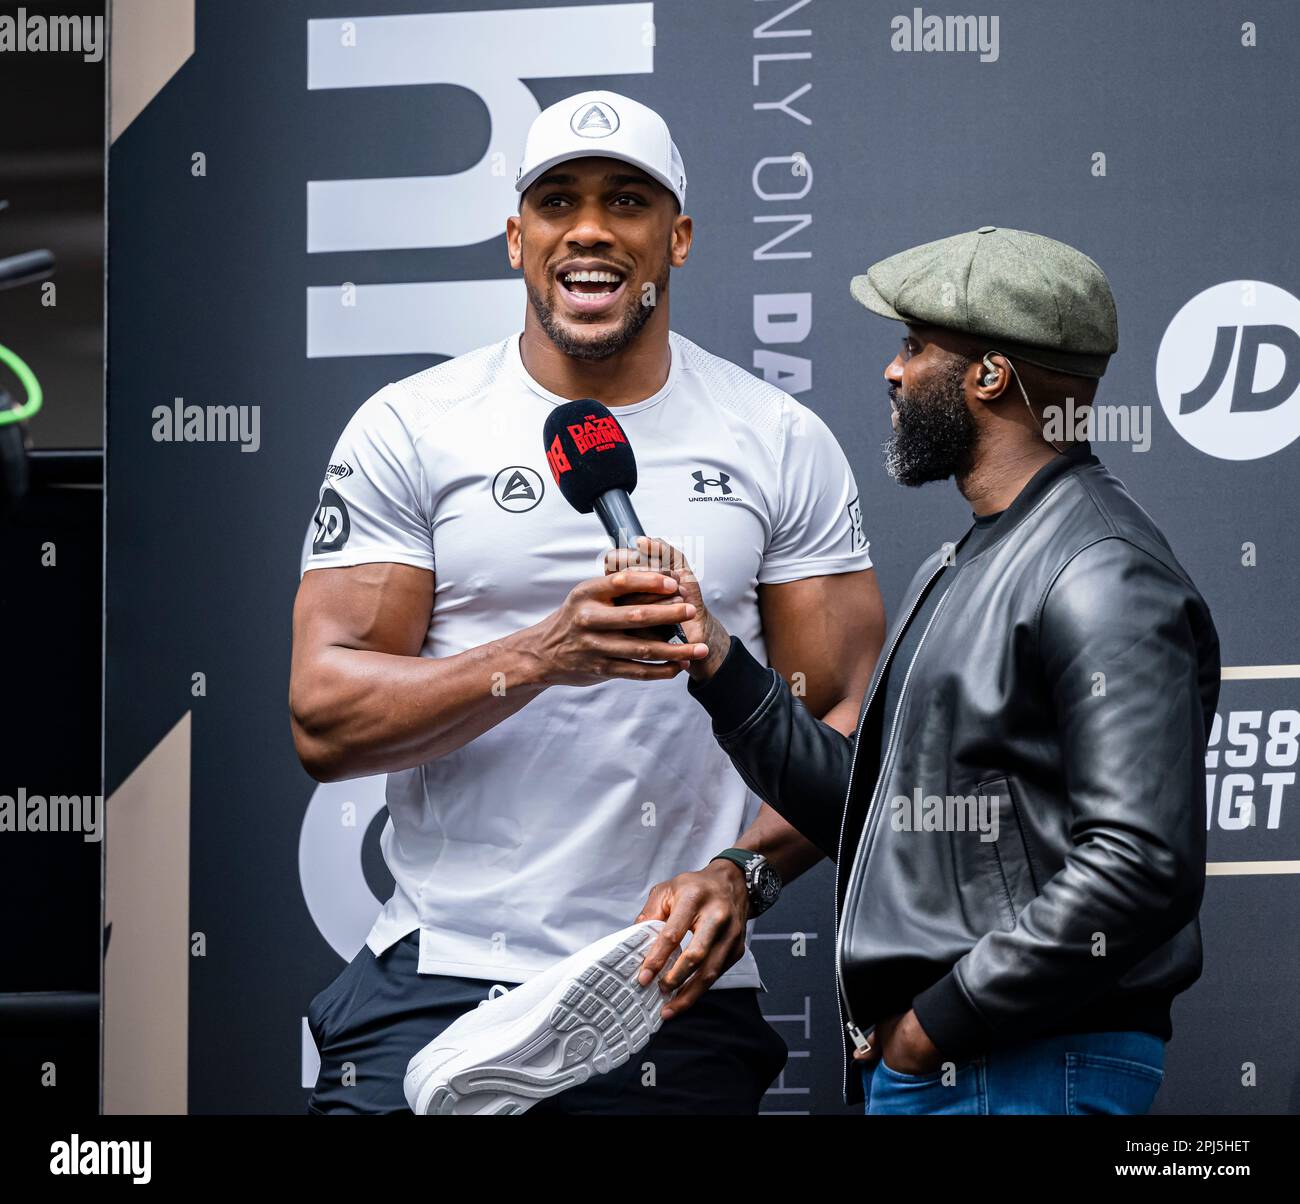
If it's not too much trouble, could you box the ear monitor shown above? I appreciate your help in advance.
[983,349,1069,454]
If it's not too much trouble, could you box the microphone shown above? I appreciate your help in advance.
[542,399,686,647]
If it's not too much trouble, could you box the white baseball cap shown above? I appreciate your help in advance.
[515,90,687,210]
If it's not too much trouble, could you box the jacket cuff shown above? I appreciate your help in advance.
[686,636,775,735]
[910,969,994,1064]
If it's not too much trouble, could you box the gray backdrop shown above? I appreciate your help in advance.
[107,0,1300,1113]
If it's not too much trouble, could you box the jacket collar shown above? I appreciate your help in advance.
[966,440,1099,552]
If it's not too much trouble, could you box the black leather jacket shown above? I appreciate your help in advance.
[689,445,1220,1103]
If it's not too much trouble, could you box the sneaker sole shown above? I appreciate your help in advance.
[406,925,678,1115]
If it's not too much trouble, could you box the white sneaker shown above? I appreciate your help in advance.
[403,921,680,1115]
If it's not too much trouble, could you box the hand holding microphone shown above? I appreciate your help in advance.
[524,568,707,687]
[542,399,690,649]
[521,399,710,685]
[605,536,732,683]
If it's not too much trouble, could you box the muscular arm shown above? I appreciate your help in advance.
[726,568,886,884]
[289,562,701,782]
[290,564,538,781]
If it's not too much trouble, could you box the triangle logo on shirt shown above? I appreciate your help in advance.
[492,465,545,513]
[502,470,535,502]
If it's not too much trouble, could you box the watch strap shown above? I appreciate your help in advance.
[710,847,780,916]
[710,847,758,875]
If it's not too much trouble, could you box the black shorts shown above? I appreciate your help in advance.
[306,931,789,1115]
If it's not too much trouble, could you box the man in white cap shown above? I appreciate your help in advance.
[292,91,884,1114]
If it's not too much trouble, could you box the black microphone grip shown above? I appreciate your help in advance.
[593,491,688,648]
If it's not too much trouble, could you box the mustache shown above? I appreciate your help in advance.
[551,257,635,277]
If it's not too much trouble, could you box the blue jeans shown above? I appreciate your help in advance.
[862,1031,1165,1115]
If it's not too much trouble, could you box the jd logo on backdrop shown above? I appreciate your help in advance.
[1157,281,1300,460]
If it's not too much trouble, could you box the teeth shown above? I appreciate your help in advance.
[563,270,622,285]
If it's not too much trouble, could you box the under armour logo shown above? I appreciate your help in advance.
[692,470,731,495]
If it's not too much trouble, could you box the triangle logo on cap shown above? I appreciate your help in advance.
[571,102,619,138]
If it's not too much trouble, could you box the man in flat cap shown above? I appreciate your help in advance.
[628,227,1221,1114]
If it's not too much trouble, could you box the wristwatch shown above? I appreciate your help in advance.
[710,848,782,916]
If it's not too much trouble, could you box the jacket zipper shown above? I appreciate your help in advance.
[832,562,954,1097]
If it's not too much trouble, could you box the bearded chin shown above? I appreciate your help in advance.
[884,369,979,487]
[526,273,664,362]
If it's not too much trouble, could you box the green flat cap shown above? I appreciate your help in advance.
[850,226,1118,377]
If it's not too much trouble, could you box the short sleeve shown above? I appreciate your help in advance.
[302,384,435,576]
[758,399,872,585]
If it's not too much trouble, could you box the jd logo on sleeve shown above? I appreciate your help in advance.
[313,488,351,553]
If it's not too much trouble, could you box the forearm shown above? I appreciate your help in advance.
[731,804,824,884]
[688,637,855,856]
[730,688,862,882]
[292,627,549,781]
[913,828,1204,1061]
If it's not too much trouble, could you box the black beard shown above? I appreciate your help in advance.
[526,264,667,362]
[884,357,979,486]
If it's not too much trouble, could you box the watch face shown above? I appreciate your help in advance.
[752,864,781,911]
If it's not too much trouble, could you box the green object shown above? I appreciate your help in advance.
[711,848,755,874]
[849,226,1118,378]
[0,342,43,425]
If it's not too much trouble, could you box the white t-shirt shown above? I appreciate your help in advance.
[303,330,871,987]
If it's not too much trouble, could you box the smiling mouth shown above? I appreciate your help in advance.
[554,265,629,317]
[558,267,625,295]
